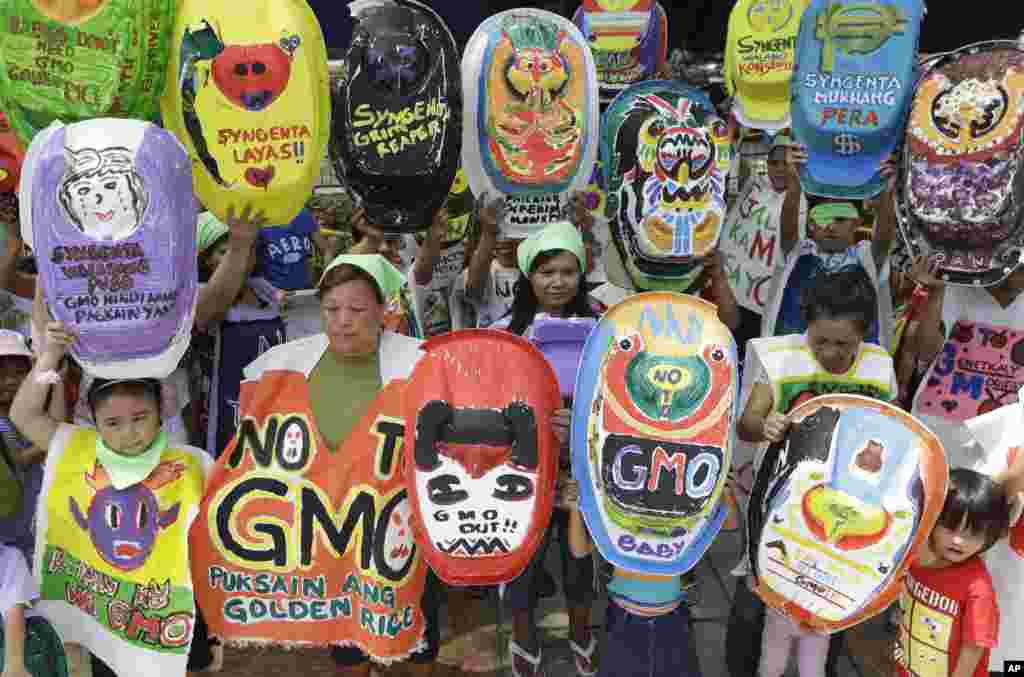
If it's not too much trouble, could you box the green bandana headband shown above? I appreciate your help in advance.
[517,221,586,275]
[810,202,859,225]
[95,430,168,490]
[770,133,794,151]
[319,253,405,301]
[196,212,230,255]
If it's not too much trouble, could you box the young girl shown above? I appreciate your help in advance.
[894,468,1012,677]
[10,322,211,677]
[564,479,702,677]
[490,221,599,677]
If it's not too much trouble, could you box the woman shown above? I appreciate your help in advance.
[239,252,436,676]
[10,324,211,677]
[492,220,598,335]
[729,268,898,677]
[489,221,599,677]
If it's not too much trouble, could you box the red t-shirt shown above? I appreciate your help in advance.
[894,557,998,677]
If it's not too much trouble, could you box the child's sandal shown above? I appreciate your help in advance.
[568,636,598,677]
[509,639,544,677]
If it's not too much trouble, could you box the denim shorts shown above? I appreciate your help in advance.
[598,600,703,677]
[502,508,596,613]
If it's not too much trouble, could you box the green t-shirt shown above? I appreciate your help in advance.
[308,350,382,450]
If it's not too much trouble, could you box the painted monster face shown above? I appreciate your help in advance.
[212,43,294,111]
[70,485,180,571]
[366,40,428,96]
[605,87,731,284]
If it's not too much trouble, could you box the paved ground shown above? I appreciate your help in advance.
[214,524,896,677]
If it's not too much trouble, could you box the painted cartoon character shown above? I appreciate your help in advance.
[489,15,583,185]
[69,462,184,571]
[177,21,301,186]
[58,146,147,241]
[601,331,733,432]
[615,94,730,262]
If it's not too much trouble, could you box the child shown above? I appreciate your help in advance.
[0,330,58,564]
[12,322,212,677]
[1,544,38,677]
[450,198,520,329]
[763,145,896,349]
[564,478,702,677]
[490,222,599,677]
[755,584,829,677]
[894,468,1011,677]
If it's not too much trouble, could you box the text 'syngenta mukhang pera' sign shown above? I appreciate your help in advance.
[792,0,923,198]
[20,118,198,379]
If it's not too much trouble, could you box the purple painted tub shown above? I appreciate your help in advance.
[22,119,198,378]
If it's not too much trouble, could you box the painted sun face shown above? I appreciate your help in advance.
[748,0,794,33]
[66,172,140,241]
[31,0,107,25]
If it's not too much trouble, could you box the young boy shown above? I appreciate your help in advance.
[894,468,1012,677]
[763,145,896,350]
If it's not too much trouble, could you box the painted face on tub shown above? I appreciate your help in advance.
[59,147,147,241]
[414,401,539,557]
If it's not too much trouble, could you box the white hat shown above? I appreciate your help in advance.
[0,330,33,360]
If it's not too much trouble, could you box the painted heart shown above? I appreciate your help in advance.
[245,165,275,189]
[941,400,958,413]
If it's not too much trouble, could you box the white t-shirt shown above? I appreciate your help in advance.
[912,286,1024,469]
[0,545,38,620]
[450,260,520,330]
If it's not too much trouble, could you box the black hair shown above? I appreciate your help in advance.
[197,234,230,283]
[800,268,877,334]
[87,378,162,419]
[505,249,595,336]
[937,467,1011,554]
